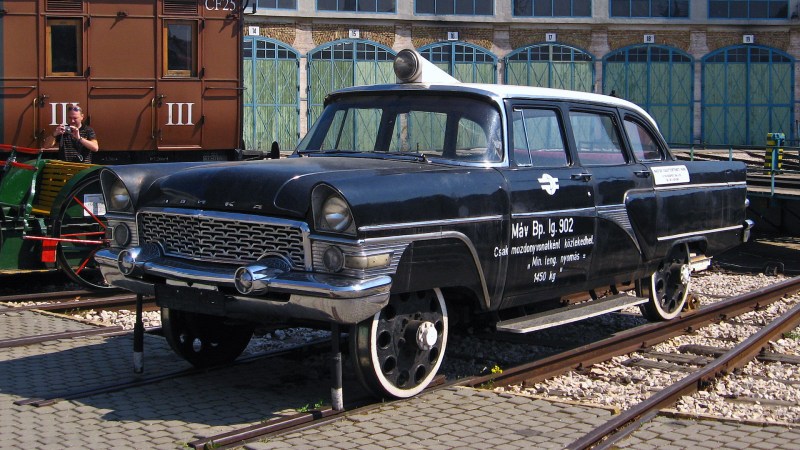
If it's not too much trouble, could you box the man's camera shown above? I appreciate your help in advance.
[64,125,74,134]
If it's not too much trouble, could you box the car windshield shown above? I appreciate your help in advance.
[297,94,503,163]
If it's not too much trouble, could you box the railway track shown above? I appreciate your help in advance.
[2,273,797,449]
[184,277,800,450]
[570,297,800,449]
[0,291,157,348]
[470,276,800,450]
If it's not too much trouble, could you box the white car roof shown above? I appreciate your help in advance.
[329,82,660,130]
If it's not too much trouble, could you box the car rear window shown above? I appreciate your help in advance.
[569,111,627,166]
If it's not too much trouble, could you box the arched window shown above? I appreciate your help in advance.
[505,43,594,92]
[604,45,693,145]
[418,42,497,83]
[702,45,794,146]
[242,37,300,152]
[307,39,396,126]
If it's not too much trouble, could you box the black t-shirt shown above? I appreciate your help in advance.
[57,125,96,163]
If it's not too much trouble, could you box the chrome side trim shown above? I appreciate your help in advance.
[511,207,595,220]
[358,215,503,232]
[657,224,743,242]
[597,204,640,253]
[654,181,747,191]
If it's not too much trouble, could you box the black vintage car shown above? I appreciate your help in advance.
[96,50,751,398]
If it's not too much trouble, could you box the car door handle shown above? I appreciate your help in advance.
[571,172,592,181]
[634,170,652,178]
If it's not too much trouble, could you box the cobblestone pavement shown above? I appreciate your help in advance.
[244,388,800,450]
[0,308,94,340]
[0,309,331,449]
[2,309,798,449]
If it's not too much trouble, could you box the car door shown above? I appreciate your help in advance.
[623,114,748,261]
[566,107,651,279]
[501,105,596,307]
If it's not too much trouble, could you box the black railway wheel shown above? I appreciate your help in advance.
[350,289,448,398]
[639,244,691,321]
[161,307,255,368]
[52,173,111,290]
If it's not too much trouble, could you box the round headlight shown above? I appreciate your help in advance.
[321,195,353,233]
[108,179,131,211]
[323,246,345,273]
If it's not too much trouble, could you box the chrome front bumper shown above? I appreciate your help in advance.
[95,248,392,324]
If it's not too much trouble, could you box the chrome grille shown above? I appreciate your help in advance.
[138,211,306,267]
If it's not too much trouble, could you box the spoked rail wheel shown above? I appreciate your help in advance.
[350,289,448,398]
[639,244,692,321]
[52,173,111,290]
[161,307,255,368]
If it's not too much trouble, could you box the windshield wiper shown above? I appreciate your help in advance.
[386,152,429,163]
[320,149,362,154]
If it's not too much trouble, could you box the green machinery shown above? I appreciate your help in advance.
[0,144,109,289]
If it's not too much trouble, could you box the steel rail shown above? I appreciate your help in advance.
[568,285,800,450]
[468,276,800,389]
[0,289,94,303]
[0,326,125,349]
[4,293,141,313]
[187,375,449,450]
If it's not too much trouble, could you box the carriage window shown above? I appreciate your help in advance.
[47,19,83,76]
[624,119,663,161]
[164,21,197,77]
[569,111,627,165]
[511,108,568,167]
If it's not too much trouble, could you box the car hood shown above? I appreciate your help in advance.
[138,156,508,226]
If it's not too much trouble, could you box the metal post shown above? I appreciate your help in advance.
[133,294,144,373]
[331,323,344,411]
[771,146,777,197]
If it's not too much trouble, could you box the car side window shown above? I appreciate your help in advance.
[624,118,664,161]
[511,108,568,167]
[455,116,501,162]
[569,111,627,166]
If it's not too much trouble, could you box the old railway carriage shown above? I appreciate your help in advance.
[0,0,242,289]
[0,0,243,163]
[96,50,752,398]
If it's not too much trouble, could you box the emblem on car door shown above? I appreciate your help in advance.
[538,173,560,195]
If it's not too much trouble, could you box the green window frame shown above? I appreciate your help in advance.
[603,44,693,145]
[505,43,594,92]
[418,42,497,84]
[242,37,300,152]
[702,45,794,145]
